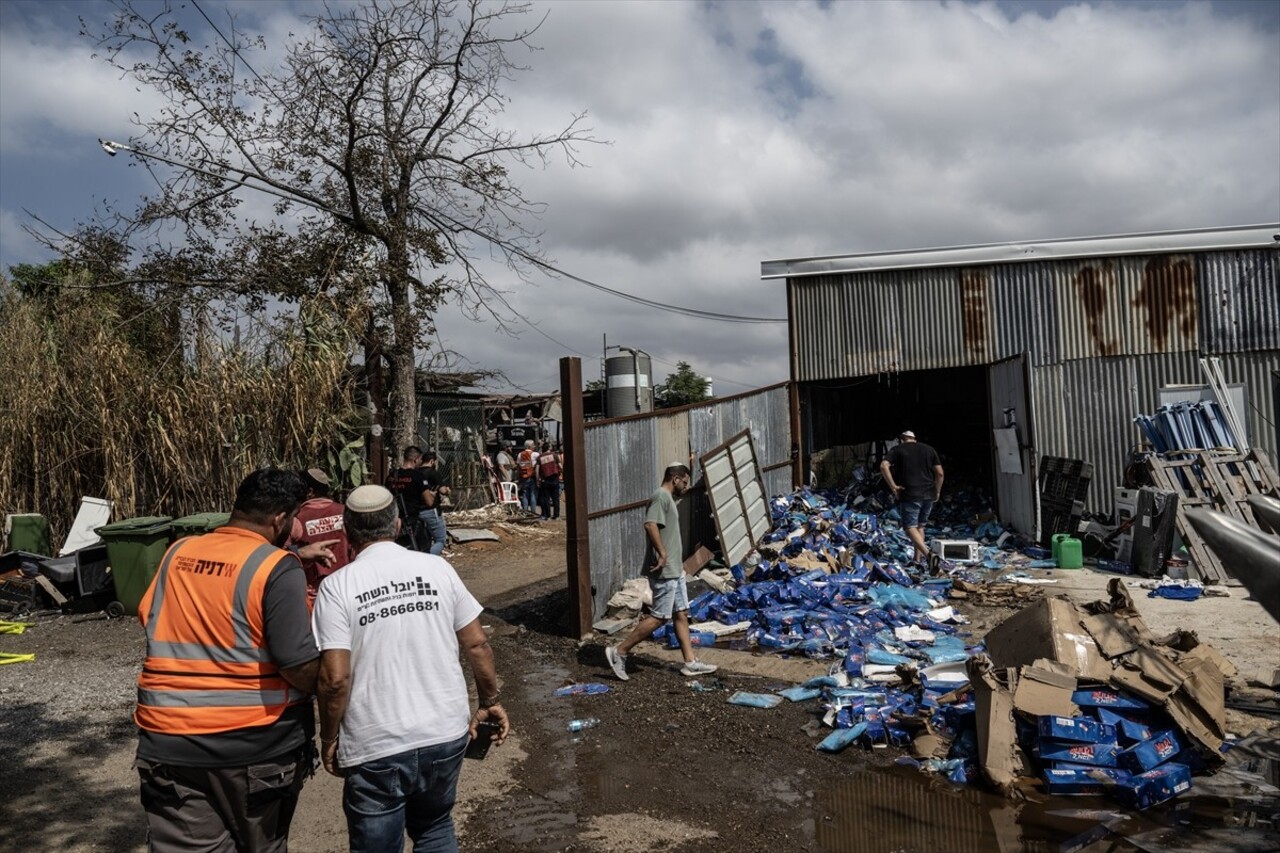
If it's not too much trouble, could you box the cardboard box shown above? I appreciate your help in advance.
[1113,762,1192,810]
[1071,688,1150,711]
[1041,765,1132,795]
[1038,715,1117,744]
[1038,739,1120,767]
[984,597,1111,681]
[1117,729,1185,773]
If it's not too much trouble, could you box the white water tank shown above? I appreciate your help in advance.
[605,352,653,417]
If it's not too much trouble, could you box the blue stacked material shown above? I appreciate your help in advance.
[1134,401,1237,454]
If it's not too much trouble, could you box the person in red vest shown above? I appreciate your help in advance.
[133,468,322,852]
[536,442,562,521]
[291,468,353,606]
[516,439,538,514]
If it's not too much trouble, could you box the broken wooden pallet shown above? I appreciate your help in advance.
[1145,448,1280,582]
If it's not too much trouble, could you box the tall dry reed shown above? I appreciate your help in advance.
[0,281,365,543]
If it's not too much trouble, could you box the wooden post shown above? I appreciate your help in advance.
[561,357,593,639]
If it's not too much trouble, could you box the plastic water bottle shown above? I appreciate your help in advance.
[567,717,599,733]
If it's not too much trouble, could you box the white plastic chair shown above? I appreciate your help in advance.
[498,481,521,513]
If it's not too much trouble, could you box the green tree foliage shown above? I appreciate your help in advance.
[73,0,596,452]
[655,361,712,409]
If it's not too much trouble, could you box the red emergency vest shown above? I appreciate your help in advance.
[135,527,308,736]
[537,451,561,478]
[293,497,352,597]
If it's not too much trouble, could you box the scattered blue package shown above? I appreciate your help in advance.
[666,630,717,649]
[1117,729,1186,774]
[1038,715,1117,744]
[727,691,784,709]
[1023,546,1052,560]
[1039,739,1120,767]
[866,647,912,665]
[1042,764,1133,795]
[1094,708,1153,745]
[776,685,823,702]
[1113,763,1192,810]
[1148,585,1203,601]
[553,683,610,697]
[817,721,868,753]
[1071,689,1150,711]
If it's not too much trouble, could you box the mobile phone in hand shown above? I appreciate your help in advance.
[464,721,501,760]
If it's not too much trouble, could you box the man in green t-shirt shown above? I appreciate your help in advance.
[605,464,718,681]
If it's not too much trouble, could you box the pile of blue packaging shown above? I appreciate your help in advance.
[676,489,1023,780]
[680,489,1219,806]
[1035,689,1198,809]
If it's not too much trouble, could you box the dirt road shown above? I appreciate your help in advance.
[3,519,1278,852]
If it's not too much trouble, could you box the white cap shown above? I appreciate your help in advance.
[347,484,394,513]
[900,430,916,439]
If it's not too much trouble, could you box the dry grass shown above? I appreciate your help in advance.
[0,283,364,542]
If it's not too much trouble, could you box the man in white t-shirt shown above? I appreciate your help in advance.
[313,485,508,853]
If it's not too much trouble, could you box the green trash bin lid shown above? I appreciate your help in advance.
[172,512,231,534]
[95,516,174,537]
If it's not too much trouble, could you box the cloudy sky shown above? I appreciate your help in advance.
[1,0,1277,396]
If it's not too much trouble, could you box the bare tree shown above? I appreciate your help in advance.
[83,0,593,452]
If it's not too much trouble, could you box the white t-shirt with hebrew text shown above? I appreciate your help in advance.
[312,540,483,767]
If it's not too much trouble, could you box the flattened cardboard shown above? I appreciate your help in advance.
[1080,613,1140,659]
[968,656,1030,795]
[984,597,1111,681]
[1013,664,1078,718]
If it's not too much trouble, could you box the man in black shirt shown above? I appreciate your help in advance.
[386,446,427,549]
[418,450,452,556]
[880,430,945,564]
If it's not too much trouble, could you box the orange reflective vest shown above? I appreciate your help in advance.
[135,527,307,736]
[517,449,537,479]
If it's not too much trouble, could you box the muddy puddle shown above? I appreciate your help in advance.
[483,633,1279,852]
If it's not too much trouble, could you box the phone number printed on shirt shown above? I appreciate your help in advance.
[359,599,439,626]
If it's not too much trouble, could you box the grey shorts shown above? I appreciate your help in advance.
[648,574,689,620]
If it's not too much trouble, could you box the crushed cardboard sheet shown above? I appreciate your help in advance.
[948,578,1045,607]
[972,578,1231,797]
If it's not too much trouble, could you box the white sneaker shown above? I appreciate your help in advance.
[680,659,718,676]
[605,645,630,681]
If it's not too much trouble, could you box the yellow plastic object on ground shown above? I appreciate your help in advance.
[0,620,32,634]
[0,652,35,664]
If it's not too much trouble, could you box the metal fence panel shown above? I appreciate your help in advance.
[583,384,793,618]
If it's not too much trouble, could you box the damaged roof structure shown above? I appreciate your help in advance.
[762,224,1280,540]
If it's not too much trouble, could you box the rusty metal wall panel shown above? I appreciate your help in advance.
[898,267,998,369]
[791,247,1273,383]
[1198,250,1280,354]
[655,410,689,475]
[584,418,656,513]
[1053,255,1200,362]
[992,262,1060,366]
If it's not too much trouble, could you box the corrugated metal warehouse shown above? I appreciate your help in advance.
[762,224,1280,537]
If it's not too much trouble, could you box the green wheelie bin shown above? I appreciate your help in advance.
[171,512,230,539]
[95,516,174,617]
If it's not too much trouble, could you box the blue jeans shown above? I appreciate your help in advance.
[418,509,447,556]
[344,734,469,853]
[899,498,934,529]
[518,478,537,512]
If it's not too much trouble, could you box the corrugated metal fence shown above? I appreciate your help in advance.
[580,382,793,620]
